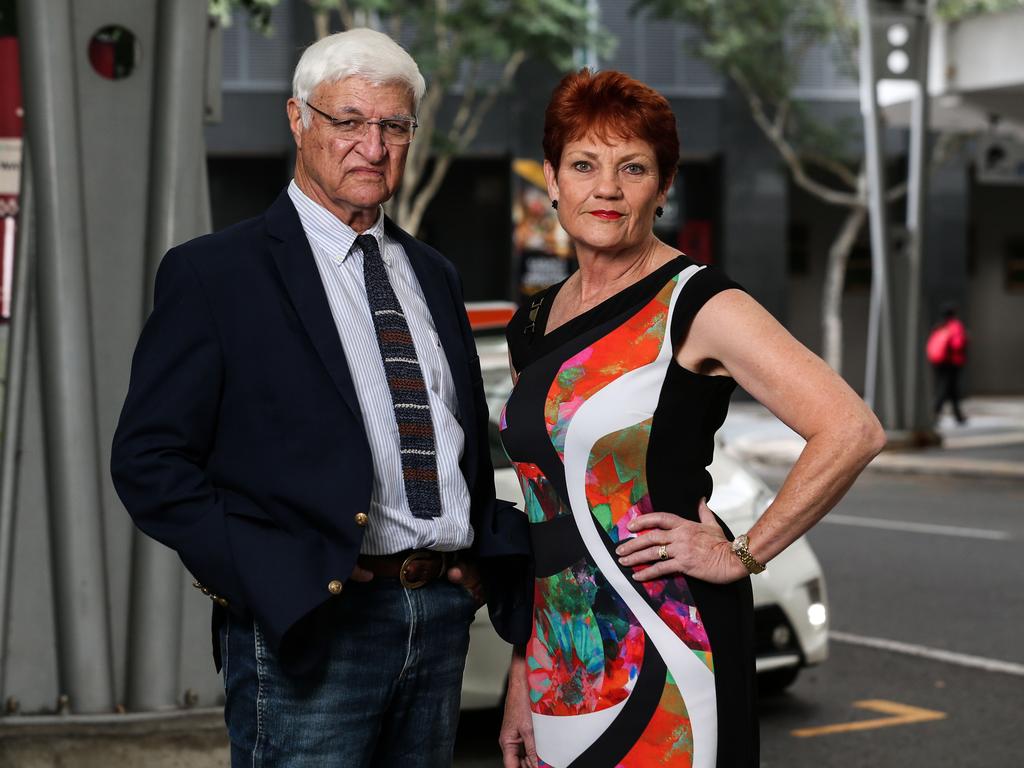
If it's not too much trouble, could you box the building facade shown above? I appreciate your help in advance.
[208,0,1023,394]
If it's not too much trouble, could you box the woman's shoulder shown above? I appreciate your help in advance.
[670,259,746,343]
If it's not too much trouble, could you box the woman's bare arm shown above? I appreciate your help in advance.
[617,289,885,581]
[684,289,886,566]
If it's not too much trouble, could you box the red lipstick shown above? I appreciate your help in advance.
[590,210,623,220]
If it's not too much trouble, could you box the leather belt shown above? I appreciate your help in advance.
[357,549,454,589]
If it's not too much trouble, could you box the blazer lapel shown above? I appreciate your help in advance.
[265,190,364,425]
[386,220,474,428]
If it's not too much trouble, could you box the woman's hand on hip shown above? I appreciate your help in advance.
[615,498,748,584]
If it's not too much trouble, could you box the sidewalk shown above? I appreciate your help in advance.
[0,710,227,768]
[720,396,1024,480]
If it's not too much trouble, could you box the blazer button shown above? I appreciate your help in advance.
[354,512,369,527]
[327,579,343,595]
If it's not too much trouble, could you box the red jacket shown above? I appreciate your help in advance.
[927,318,967,367]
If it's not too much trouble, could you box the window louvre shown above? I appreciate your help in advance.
[222,1,294,92]
[598,1,724,96]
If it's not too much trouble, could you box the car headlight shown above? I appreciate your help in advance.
[803,578,827,628]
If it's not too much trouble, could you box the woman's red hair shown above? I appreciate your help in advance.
[542,69,680,191]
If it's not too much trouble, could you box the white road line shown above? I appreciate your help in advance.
[823,513,1011,541]
[831,631,1024,677]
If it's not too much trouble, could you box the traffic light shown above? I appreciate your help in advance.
[871,9,924,81]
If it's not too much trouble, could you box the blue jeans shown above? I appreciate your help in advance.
[221,577,478,767]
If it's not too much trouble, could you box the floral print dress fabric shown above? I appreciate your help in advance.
[501,258,757,767]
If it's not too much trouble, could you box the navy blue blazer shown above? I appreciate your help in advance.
[111,189,531,673]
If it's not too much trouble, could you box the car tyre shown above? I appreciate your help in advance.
[757,666,800,696]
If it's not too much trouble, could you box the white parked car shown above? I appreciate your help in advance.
[460,312,829,707]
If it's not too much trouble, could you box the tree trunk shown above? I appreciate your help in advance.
[821,203,866,374]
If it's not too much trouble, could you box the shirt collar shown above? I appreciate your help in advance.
[287,179,389,265]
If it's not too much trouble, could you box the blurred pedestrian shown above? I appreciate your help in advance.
[496,68,885,768]
[927,303,969,424]
[111,28,529,768]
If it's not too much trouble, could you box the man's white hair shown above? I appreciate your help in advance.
[292,28,426,127]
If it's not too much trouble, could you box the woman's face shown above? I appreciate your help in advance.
[544,132,670,255]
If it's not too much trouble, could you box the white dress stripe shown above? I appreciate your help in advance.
[288,181,472,554]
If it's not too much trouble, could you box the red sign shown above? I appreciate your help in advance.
[0,32,22,320]
[678,219,713,266]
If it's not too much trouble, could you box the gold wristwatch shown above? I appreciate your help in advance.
[730,534,766,574]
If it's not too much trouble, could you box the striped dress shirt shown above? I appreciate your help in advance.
[287,181,473,554]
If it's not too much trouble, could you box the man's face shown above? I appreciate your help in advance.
[287,76,415,230]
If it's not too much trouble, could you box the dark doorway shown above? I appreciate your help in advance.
[207,155,291,232]
[418,156,513,302]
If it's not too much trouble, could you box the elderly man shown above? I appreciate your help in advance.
[111,28,529,767]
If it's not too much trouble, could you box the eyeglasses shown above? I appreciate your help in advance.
[303,101,418,145]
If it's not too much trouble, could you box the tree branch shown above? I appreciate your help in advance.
[313,8,330,38]
[336,0,355,30]
[449,62,482,139]
[449,50,525,151]
[821,200,867,372]
[803,150,859,189]
[885,181,908,203]
[405,50,527,234]
[773,99,790,137]
[730,66,861,208]
[397,3,458,226]
[405,153,453,235]
[405,83,445,192]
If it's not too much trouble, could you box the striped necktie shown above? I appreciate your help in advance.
[356,234,442,519]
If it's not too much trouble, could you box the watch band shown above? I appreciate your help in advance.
[731,534,766,574]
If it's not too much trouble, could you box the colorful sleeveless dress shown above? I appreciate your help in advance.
[500,257,758,767]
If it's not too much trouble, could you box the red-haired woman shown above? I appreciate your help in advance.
[496,69,885,768]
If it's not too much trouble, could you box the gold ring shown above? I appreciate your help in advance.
[658,544,669,561]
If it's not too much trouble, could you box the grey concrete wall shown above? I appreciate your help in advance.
[966,176,1024,394]
[3,0,224,716]
[718,85,788,323]
[785,184,873,392]
[925,153,970,329]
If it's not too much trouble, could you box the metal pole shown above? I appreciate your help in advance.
[125,0,211,712]
[857,0,900,428]
[0,147,32,701]
[16,0,115,712]
[903,4,933,435]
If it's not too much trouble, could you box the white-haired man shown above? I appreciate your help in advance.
[112,28,531,766]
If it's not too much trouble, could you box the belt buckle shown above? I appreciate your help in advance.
[400,550,445,589]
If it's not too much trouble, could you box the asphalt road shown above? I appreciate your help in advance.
[454,470,1024,767]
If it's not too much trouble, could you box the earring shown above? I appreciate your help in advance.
[551,200,558,210]
[655,206,664,218]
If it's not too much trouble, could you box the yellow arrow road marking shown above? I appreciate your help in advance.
[792,699,947,738]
